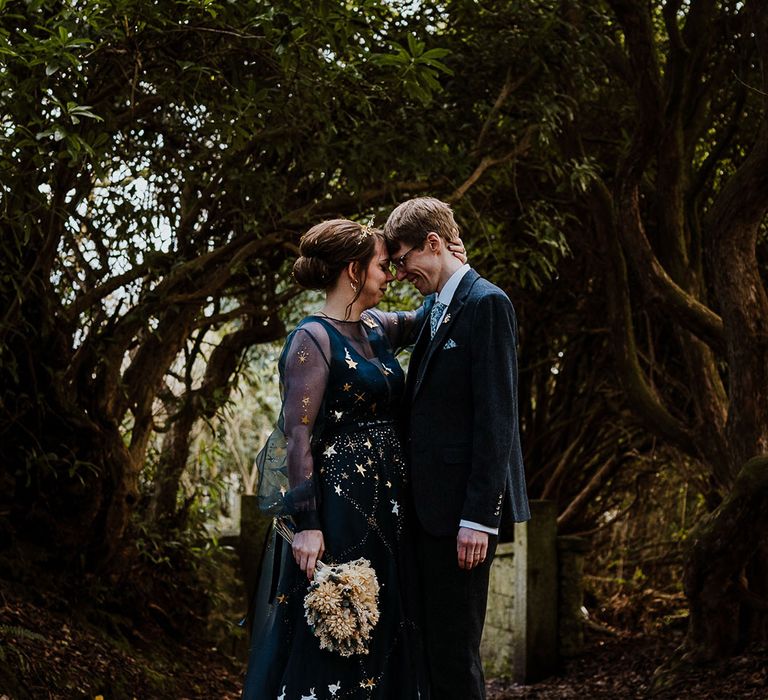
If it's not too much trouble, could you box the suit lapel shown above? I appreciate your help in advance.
[405,294,436,400]
[412,269,480,400]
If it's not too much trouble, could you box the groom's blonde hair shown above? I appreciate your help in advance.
[383,197,460,253]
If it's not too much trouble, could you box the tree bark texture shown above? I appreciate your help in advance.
[599,0,768,659]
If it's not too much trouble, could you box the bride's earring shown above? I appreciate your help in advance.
[351,279,359,293]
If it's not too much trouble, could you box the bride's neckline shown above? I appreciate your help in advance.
[314,311,362,324]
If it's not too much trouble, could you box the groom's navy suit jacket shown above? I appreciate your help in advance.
[403,268,530,537]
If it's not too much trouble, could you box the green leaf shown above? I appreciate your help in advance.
[406,33,424,58]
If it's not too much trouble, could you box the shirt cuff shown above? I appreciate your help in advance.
[459,519,499,536]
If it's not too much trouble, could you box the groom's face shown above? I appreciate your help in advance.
[390,236,440,296]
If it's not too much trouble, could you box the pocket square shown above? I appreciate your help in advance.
[443,338,458,349]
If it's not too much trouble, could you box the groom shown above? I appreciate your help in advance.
[384,197,530,700]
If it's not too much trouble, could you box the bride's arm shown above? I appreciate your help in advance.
[365,304,429,352]
[281,324,330,578]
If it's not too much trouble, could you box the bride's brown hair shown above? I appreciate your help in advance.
[293,219,380,297]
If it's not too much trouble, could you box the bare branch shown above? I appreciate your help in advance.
[473,66,537,155]
[448,126,536,202]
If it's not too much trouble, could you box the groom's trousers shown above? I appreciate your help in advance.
[415,526,498,700]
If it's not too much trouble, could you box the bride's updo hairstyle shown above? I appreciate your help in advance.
[293,219,379,291]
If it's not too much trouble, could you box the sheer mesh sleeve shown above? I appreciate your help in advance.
[280,324,331,531]
[366,301,428,353]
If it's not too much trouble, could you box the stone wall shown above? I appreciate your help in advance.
[481,500,588,683]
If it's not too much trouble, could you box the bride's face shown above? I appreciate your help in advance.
[358,238,394,309]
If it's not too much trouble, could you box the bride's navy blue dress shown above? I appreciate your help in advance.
[243,308,426,700]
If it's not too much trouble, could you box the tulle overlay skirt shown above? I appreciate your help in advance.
[242,422,426,700]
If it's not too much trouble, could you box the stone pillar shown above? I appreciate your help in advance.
[557,535,590,658]
[481,500,559,683]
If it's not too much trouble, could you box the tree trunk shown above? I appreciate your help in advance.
[147,315,284,529]
[682,456,768,659]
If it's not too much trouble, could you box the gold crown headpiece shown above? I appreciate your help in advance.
[358,217,375,243]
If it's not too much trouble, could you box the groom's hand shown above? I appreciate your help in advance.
[292,529,325,580]
[457,527,488,570]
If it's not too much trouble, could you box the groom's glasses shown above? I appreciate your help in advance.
[392,245,418,271]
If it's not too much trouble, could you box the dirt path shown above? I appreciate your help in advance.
[3,582,766,699]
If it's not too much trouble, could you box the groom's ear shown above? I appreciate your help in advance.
[425,231,441,252]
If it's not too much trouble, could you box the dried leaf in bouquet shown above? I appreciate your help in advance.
[274,518,380,657]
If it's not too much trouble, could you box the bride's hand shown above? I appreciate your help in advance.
[292,529,325,580]
[448,237,468,264]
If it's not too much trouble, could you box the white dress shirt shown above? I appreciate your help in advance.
[433,264,499,537]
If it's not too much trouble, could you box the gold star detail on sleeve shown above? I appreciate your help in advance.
[356,463,367,476]
[334,410,343,420]
[354,392,365,403]
[364,438,372,449]
[323,444,337,457]
[366,457,373,467]
[362,315,377,329]
[302,395,310,407]
[297,349,308,364]
[334,484,342,496]
[360,679,376,689]
[276,593,288,604]
[341,473,349,480]
[386,480,392,488]
[301,415,309,425]
[343,383,352,392]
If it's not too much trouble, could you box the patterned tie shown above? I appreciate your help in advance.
[430,301,447,339]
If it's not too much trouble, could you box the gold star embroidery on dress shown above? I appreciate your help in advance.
[362,315,377,329]
[297,349,308,364]
[334,484,342,496]
[302,395,310,407]
[342,473,349,480]
[323,444,337,457]
[354,392,365,403]
[364,438,372,449]
[360,678,376,689]
[366,457,373,467]
[343,382,352,392]
[386,480,392,488]
[333,410,343,420]
[300,415,309,425]
[276,593,288,604]
[344,347,358,370]
[356,463,367,476]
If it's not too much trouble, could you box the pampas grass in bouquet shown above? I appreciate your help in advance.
[274,518,380,656]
